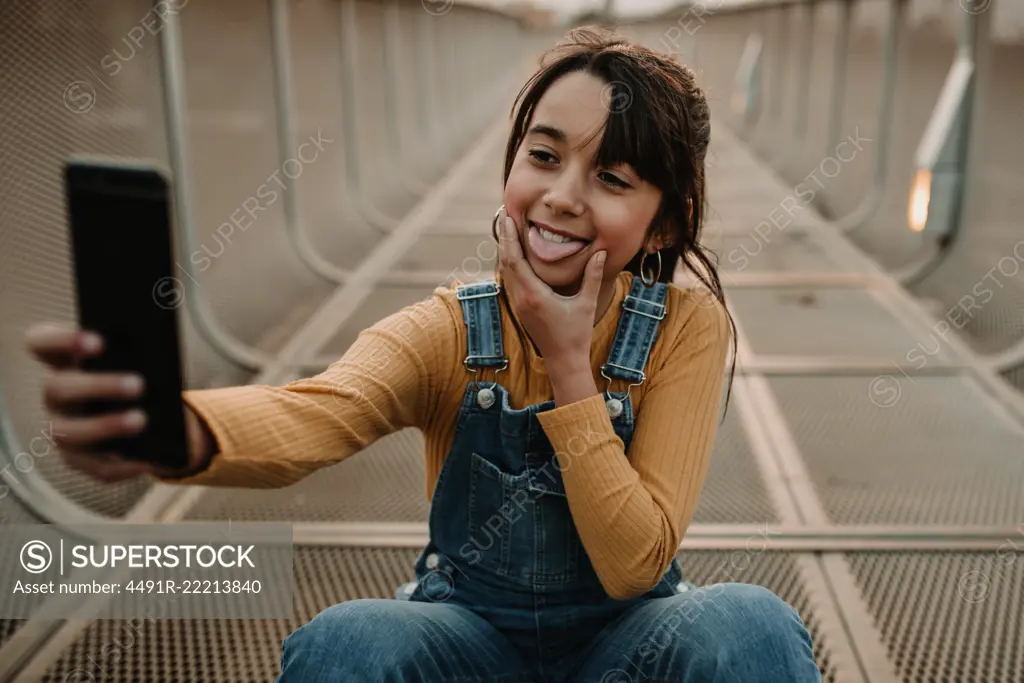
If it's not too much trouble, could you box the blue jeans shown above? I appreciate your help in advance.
[277,581,820,682]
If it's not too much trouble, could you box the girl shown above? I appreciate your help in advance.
[27,27,821,683]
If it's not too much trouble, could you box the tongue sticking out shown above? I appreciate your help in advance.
[527,224,588,263]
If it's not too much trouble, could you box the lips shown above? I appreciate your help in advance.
[526,221,590,263]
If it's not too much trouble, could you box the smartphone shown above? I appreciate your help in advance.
[64,157,190,471]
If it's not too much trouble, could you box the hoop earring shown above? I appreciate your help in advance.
[491,204,505,243]
[640,251,662,287]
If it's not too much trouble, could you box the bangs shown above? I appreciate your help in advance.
[504,43,695,201]
[591,86,670,189]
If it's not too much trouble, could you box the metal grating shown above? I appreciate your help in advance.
[39,548,838,682]
[396,233,499,272]
[0,494,37,649]
[692,400,779,524]
[767,375,1024,526]
[729,286,959,362]
[185,428,428,523]
[912,235,1024,359]
[703,215,828,241]
[1003,363,1024,395]
[317,284,445,359]
[847,551,1024,683]
[433,200,501,225]
[0,0,165,519]
[708,182,795,205]
[37,547,420,683]
[709,231,850,274]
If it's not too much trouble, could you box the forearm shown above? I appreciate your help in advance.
[537,396,682,600]
[149,292,456,489]
[547,352,599,408]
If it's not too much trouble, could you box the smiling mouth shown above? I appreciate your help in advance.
[526,221,591,263]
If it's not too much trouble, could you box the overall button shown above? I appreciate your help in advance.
[403,581,417,595]
[606,398,623,419]
[477,388,496,410]
[676,581,689,593]
[425,553,441,569]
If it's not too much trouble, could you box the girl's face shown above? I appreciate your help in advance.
[503,70,665,296]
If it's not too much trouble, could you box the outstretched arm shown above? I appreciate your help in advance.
[152,288,460,488]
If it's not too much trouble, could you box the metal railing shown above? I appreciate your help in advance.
[0,0,525,530]
[624,0,1024,384]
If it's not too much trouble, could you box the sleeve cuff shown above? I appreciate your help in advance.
[536,393,613,434]
[150,387,249,486]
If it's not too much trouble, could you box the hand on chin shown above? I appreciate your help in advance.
[495,207,606,362]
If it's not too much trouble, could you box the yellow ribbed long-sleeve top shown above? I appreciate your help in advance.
[157,271,732,600]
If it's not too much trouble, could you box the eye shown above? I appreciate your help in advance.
[528,149,557,165]
[599,171,631,189]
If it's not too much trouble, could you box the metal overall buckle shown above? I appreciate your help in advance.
[465,356,508,409]
[600,364,646,419]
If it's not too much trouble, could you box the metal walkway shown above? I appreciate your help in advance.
[7,119,1023,683]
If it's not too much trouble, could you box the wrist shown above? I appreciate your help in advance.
[156,406,215,479]
[547,352,598,408]
[547,349,592,376]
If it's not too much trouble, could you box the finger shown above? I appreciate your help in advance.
[497,213,544,292]
[25,324,103,369]
[51,410,148,450]
[44,371,145,414]
[63,450,153,483]
[495,207,517,263]
[580,250,607,302]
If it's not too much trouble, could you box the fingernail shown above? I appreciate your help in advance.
[122,375,144,394]
[505,217,514,234]
[124,410,146,429]
[81,333,101,353]
[597,251,606,265]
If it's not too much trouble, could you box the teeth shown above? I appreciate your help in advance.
[538,226,573,244]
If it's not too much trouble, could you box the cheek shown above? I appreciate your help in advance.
[502,165,534,227]
[595,210,646,253]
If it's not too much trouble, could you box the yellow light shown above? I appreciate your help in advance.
[908,169,932,233]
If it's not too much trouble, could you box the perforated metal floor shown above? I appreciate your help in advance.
[847,551,1024,683]
[0,620,23,652]
[36,549,841,682]
[766,374,1024,526]
[729,286,960,362]
[712,230,855,274]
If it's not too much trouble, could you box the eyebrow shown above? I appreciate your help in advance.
[526,124,566,143]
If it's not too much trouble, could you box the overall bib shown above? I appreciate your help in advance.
[395,276,688,679]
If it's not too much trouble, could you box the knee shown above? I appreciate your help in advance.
[677,583,816,672]
[280,599,407,678]
[284,599,400,654]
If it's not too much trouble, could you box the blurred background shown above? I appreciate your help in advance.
[1,0,1022,680]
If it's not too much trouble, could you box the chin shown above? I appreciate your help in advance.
[526,255,584,294]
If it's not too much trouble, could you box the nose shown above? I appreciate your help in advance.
[542,171,585,217]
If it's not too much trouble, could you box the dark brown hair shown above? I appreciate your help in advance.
[502,26,737,415]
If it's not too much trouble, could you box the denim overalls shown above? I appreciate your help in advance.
[395,276,688,678]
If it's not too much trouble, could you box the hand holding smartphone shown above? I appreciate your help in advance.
[61,156,192,473]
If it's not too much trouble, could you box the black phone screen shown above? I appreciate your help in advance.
[64,159,190,472]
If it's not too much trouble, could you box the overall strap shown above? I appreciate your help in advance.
[455,279,507,370]
[601,277,670,386]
